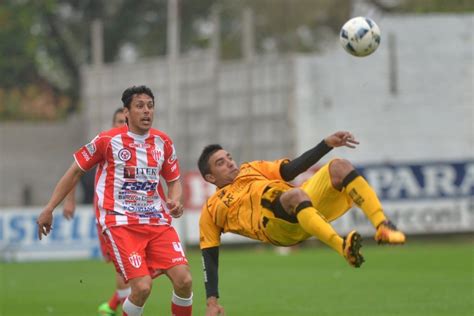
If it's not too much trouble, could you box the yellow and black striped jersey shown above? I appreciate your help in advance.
[199,159,292,249]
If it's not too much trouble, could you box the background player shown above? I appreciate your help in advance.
[37,85,193,316]
[197,131,405,315]
[62,108,130,316]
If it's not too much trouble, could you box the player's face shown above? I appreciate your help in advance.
[125,93,154,135]
[113,112,127,128]
[206,149,239,188]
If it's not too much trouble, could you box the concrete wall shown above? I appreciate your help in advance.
[1,14,472,207]
[295,14,473,164]
[0,115,85,206]
[81,55,295,172]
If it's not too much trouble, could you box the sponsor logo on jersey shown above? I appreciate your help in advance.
[124,167,158,179]
[129,211,164,218]
[129,143,151,149]
[152,149,163,163]
[118,148,132,162]
[121,181,158,191]
[124,166,136,178]
[124,205,158,212]
[128,252,142,268]
[118,192,159,202]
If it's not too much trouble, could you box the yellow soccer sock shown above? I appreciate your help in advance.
[345,175,386,228]
[296,206,344,255]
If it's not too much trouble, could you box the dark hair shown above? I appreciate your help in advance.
[112,107,124,123]
[121,85,155,109]
[198,144,223,179]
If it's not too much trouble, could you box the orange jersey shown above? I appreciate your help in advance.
[199,159,292,249]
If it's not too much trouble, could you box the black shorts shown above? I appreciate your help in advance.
[261,186,298,224]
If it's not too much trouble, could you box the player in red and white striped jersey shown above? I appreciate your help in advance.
[37,86,192,316]
[63,108,133,315]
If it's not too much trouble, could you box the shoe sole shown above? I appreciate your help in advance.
[376,231,406,245]
[347,232,365,268]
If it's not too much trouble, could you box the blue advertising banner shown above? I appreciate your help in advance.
[357,160,474,200]
[334,160,474,235]
[0,207,100,262]
[1,160,473,261]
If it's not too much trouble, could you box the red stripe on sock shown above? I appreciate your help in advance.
[108,292,120,310]
[171,303,192,316]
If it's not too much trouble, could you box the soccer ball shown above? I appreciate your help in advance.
[339,17,381,57]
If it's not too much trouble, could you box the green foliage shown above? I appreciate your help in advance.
[0,3,40,89]
[0,0,74,120]
[0,0,471,120]
[0,83,71,121]
[216,0,351,58]
[1,241,473,315]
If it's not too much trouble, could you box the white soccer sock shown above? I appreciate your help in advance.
[117,287,131,299]
[122,297,144,316]
[172,291,193,306]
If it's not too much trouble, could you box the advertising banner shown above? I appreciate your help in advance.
[1,160,472,261]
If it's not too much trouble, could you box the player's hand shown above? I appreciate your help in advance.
[325,131,359,149]
[206,297,226,316]
[62,201,76,220]
[167,200,184,218]
[37,208,54,240]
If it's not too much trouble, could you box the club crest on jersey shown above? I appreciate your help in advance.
[152,149,163,163]
[128,252,142,268]
[118,148,132,162]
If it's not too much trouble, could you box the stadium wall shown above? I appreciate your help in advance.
[80,55,295,173]
[294,14,473,164]
[1,15,471,207]
[0,115,84,207]
[0,14,472,261]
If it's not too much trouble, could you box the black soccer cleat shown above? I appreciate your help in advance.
[342,231,365,268]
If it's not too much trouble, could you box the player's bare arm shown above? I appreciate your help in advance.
[37,161,85,240]
[166,179,184,218]
[62,186,77,220]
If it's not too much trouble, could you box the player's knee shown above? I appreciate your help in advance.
[329,159,355,188]
[282,188,311,209]
[132,281,152,299]
[173,272,193,292]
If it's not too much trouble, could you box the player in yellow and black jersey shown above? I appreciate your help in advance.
[197,131,406,316]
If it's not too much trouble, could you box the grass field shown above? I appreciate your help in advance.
[1,239,473,316]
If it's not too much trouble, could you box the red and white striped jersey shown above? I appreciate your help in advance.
[74,125,180,231]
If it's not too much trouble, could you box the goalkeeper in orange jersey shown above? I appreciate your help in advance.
[197,131,405,315]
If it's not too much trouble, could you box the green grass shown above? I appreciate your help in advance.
[1,240,473,316]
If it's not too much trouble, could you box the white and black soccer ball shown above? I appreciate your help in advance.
[339,17,381,57]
